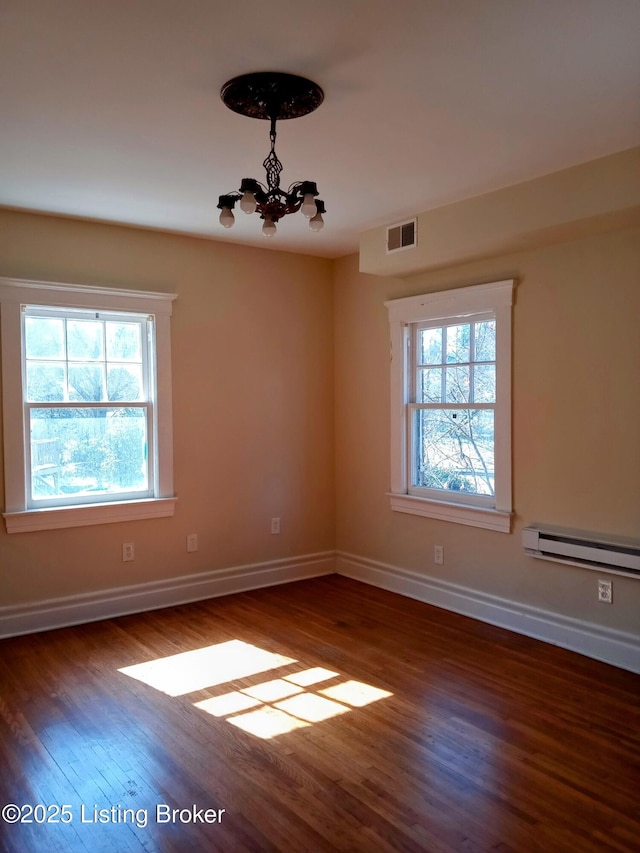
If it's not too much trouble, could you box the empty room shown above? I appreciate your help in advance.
[1,2,639,852]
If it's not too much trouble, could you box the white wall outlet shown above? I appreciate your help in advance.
[597,579,612,603]
[434,545,444,565]
[122,543,135,562]
[186,533,198,553]
[271,517,281,535]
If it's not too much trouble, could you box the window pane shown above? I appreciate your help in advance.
[445,324,470,364]
[26,362,66,401]
[417,367,442,403]
[69,364,105,401]
[473,364,496,403]
[413,408,494,496]
[30,407,148,500]
[106,322,142,362]
[67,320,104,361]
[444,366,470,403]
[418,328,442,365]
[474,320,496,362]
[25,317,65,359]
[107,364,143,401]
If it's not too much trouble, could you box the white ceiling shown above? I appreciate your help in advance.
[1,0,639,258]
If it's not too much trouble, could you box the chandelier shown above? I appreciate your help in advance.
[217,72,325,238]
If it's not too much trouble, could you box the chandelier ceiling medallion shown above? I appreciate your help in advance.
[217,71,325,238]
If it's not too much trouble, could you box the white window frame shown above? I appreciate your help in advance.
[1,277,177,533]
[386,280,514,533]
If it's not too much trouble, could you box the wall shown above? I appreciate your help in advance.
[0,210,335,608]
[360,147,640,277]
[334,226,640,637]
[1,203,638,665]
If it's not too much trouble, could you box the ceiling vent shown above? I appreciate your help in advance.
[386,219,417,254]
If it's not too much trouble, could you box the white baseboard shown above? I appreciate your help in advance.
[4,549,638,674]
[0,551,336,639]
[336,552,640,674]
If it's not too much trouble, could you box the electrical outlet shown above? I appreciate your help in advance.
[434,545,444,565]
[186,533,198,553]
[597,579,612,603]
[271,517,281,535]
[122,543,135,562]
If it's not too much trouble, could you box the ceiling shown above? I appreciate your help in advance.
[1,0,639,259]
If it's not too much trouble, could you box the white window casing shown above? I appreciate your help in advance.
[1,277,177,533]
[385,280,514,533]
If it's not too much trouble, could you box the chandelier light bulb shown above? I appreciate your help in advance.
[262,218,277,238]
[219,207,235,228]
[309,211,324,232]
[301,193,317,218]
[240,190,257,214]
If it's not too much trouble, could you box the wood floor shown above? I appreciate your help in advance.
[0,575,639,853]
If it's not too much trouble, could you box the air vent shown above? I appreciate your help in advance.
[386,219,417,254]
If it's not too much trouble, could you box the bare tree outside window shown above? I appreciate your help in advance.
[412,319,496,497]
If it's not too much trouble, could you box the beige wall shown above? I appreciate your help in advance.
[0,210,335,605]
[334,226,640,634]
[360,147,640,277]
[1,206,639,641]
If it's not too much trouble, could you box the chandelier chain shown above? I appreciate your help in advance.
[263,122,283,193]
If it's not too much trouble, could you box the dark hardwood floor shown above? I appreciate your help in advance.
[0,575,639,853]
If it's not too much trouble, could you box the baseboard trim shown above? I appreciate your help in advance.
[0,551,336,639]
[336,552,640,674]
[4,549,638,674]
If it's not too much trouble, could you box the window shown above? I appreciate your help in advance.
[1,277,177,533]
[386,280,514,532]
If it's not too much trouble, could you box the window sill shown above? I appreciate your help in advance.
[388,493,512,533]
[3,497,177,534]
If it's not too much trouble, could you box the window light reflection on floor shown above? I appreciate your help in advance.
[241,678,303,703]
[320,680,393,707]
[275,693,350,723]
[119,642,392,740]
[228,706,311,738]
[196,667,393,739]
[195,692,262,718]
[118,640,296,696]
[283,667,338,686]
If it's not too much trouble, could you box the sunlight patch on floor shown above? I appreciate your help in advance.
[241,678,304,703]
[118,640,296,696]
[228,706,311,738]
[283,667,338,687]
[275,693,350,723]
[194,692,262,717]
[320,680,392,707]
[119,641,393,739]
[196,673,392,739]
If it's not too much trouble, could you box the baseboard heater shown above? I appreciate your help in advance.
[522,525,640,578]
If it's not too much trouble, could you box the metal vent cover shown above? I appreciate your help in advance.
[522,525,640,578]
[386,219,417,254]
